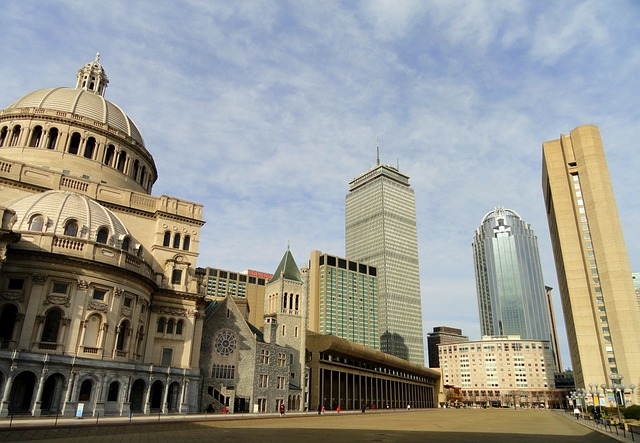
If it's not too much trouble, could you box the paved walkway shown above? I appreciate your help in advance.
[0,408,629,442]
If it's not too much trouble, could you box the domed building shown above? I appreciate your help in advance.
[0,55,206,417]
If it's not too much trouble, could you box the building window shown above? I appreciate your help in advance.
[104,144,115,165]
[0,126,7,147]
[47,128,59,149]
[93,288,107,301]
[41,309,62,343]
[116,321,130,351]
[166,319,174,334]
[277,376,286,390]
[121,237,131,251]
[84,137,96,159]
[116,150,127,172]
[10,125,21,146]
[51,282,70,295]
[157,318,165,333]
[173,233,181,249]
[107,382,119,402]
[176,320,183,335]
[171,269,182,285]
[161,348,173,366]
[257,398,267,412]
[183,235,190,251]
[163,231,171,247]
[29,215,45,232]
[260,349,270,364]
[29,125,43,147]
[124,297,133,308]
[259,374,268,388]
[63,219,79,237]
[278,352,286,367]
[96,227,109,244]
[68,132,81,154]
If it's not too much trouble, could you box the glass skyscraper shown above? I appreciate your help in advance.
[472,207,556,368]
[345,161,424,365]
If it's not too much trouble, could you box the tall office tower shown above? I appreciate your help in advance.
[427,326,468,368]
[472,208,557,371]
[542,125,640,402]
[345,157,425,364]
[307,250,379,350]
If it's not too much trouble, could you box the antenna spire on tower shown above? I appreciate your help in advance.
[376,137,380,166]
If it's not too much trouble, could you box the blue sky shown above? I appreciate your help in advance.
[2,1,639,368]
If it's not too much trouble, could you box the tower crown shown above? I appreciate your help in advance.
[75,52,109,96]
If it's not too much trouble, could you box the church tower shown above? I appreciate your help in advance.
[264,246,308,409]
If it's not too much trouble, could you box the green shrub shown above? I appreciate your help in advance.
[623,405,640,421]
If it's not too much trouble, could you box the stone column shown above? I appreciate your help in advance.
[31,363,49,416]
[61,370,77,416]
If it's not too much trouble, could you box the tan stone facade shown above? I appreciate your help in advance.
[0,56,205,416]
[542,125,640,404]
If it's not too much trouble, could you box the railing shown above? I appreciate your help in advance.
[61,176,89,192]
[82,346,100,354]
[53,236,85,251]
[38,342,58,351]
[0,161,12,173]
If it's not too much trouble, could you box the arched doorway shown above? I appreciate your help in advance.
[40,373,66,414]
[149,380,163,412]
[129,379,145,413]
[166,382,180,413]
[8,371,37,414]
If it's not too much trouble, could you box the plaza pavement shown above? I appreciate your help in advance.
[0,408,628,443]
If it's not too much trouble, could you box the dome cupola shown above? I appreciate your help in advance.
[75,53,109,96]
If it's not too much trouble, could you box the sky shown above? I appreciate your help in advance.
[1,1,639,369]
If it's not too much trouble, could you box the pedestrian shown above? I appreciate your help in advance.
[222,406,227,415]
[593,409,600,424]
[336,404,341,414]
[321,405,325,415]
[361,404,366,414]
[317,404,322,415]
[573,407,580,419]
[280,403,285,416]
[601,410,607,426]
[407,404,411,411]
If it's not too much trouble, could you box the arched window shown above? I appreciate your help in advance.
[29,215,45,232]
[10,125,21,146]
[182,235,190,251]
[47,128,59,150]
[63,219,79,237]
[68,132,81,154]
[96,227,109,244]
[0,304,18,345]
[121,237,130,251]
[137,245,144,257]
[116,150,127,172]
[29,126,43,147]
[104,144,115,166]
[157,318,165,333]
[78,379,92,402]
[135,326,145,357]
[0,126,7,147]
[41,309,62,343]
[175,320,183,335]
[116,320,130,351]
[140,166,146,185]
[173,233,180,249]
[132,159,139,181]
[166,319,174,334]
[84,137,96,159]
[163,231,171,247]
[107,381,119,402]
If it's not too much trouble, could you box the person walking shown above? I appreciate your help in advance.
[573,407,580,419]
[321,405,325,415]
[336,404,341,414]
[280,403,285,416]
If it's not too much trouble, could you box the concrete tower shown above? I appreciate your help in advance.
[542,125,640,403]
[345,156,424,365]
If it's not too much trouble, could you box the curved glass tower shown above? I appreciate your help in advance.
[472,208,556,368]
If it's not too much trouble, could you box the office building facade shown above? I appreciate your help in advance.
[307,250,378,350]
[542,125,640,403]
[472,208,557,372]
[346,161,424,364]
[427,326,468,368]
[439,336,557,407]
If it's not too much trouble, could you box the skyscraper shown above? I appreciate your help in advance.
[307,251,379,350]
[472,207,557,371]
[345,157,424,364]
[427,326,468,368]
[542,125,640,402]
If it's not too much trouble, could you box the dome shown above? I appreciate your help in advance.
[6,87,144,146]
[480,207,522,224]
[7,190,133,244]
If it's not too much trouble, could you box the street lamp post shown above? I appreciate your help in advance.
[609,373,624,425]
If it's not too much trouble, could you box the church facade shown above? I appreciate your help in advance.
[0,55,205,416]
